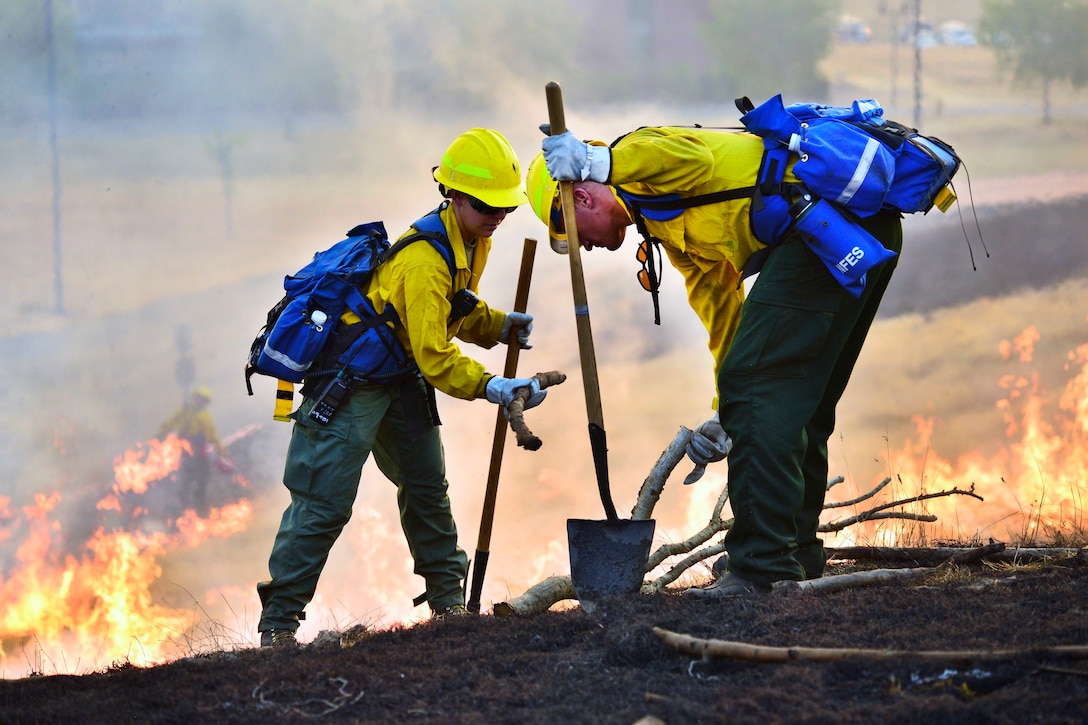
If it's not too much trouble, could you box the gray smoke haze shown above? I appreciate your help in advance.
[3,0,1088,669]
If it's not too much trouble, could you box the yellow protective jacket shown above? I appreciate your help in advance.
[365,203,505,400]
[158,405,222,456]
[609,127,798,404]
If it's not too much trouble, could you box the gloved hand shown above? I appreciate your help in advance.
[485,375,546,410]
[499,311,534,349]
[542,131,610,183]
[684,412,733,484]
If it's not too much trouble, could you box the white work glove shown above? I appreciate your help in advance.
[542,131,611,183]
[684,412,733,485]
[499,311,534,349]
[485,376,546,410]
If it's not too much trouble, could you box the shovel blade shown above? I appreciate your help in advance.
[567,518,656,606]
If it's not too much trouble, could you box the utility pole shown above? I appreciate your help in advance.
[45,0,65,315]
[890,6,900,106]
[912,0,922,127]
[881,0,912,109]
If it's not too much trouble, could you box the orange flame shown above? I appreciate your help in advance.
[865,325,1088,544]
[110,434,190,497]
[1,432,255,676]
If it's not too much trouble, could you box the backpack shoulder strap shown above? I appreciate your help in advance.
[378,205,457,278]
[618,145,805,223]
[619,186,760,216]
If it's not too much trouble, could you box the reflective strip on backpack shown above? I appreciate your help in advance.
[261,342,310,374]
[835,136,882,207]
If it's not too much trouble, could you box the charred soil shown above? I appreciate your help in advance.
[2,559,1087,724]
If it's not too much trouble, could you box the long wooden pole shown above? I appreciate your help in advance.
[544,81,617,522]
[466,237,537,613]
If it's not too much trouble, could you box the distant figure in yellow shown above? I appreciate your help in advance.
[158,386,231,513]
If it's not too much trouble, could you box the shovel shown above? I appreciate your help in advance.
[545,81,655,608]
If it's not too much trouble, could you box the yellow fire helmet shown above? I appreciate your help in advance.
[432,128,529,209]
[522,149,574,253]
[525,151,566,252]
[526,141,611,254]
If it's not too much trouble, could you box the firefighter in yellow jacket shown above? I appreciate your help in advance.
[257,129,546,647]
[528,126,902,597]
[158,385,228,514]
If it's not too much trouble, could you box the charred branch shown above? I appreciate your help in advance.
[495,427,998,615]
[829,544,1085,567]
[632,427,692,520]
[775,566,935,594]
[820,485,983,532]
[822,477,891,508]
[508,371,566,450]
[493,575,574,617]
[653,627,1088,664]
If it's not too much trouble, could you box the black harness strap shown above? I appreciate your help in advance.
[624,186,760,214]
[624,203,663,326]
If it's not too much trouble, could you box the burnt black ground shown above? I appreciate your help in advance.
[2,559,1087,724]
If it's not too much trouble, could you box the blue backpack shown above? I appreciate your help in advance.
[244,209,455,396]
[617,94,962,317]
[736,94,960,217]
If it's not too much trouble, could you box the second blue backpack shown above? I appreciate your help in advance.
[244,211,454,391]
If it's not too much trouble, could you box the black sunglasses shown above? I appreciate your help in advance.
[468,196,517,216]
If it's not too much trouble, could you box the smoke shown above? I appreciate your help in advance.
[3,1,1088,665]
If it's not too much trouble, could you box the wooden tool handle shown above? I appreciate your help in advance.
[468,237,538,612]
[545,81,617,522]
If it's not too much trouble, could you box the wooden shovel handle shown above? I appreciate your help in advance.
[545,81,617,522]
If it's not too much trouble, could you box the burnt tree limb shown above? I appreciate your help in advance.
[495,428,1009,615]
[507,370,566,450]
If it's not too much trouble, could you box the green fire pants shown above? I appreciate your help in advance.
[257,376,468,633]
[719,210,903,587]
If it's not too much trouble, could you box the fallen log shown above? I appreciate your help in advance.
[829,545,1085,566]
[497,566,933,615]
[653,626,1088,664]
[772,545,1006,593]
[929,541,1006,567]
[495,427,1003,615]
[493,575,574,617]
[496,550,1005,615]
[774,566,934,594]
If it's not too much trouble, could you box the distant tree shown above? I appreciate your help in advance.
[979,0,1088,123]
[702,0,838,103]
